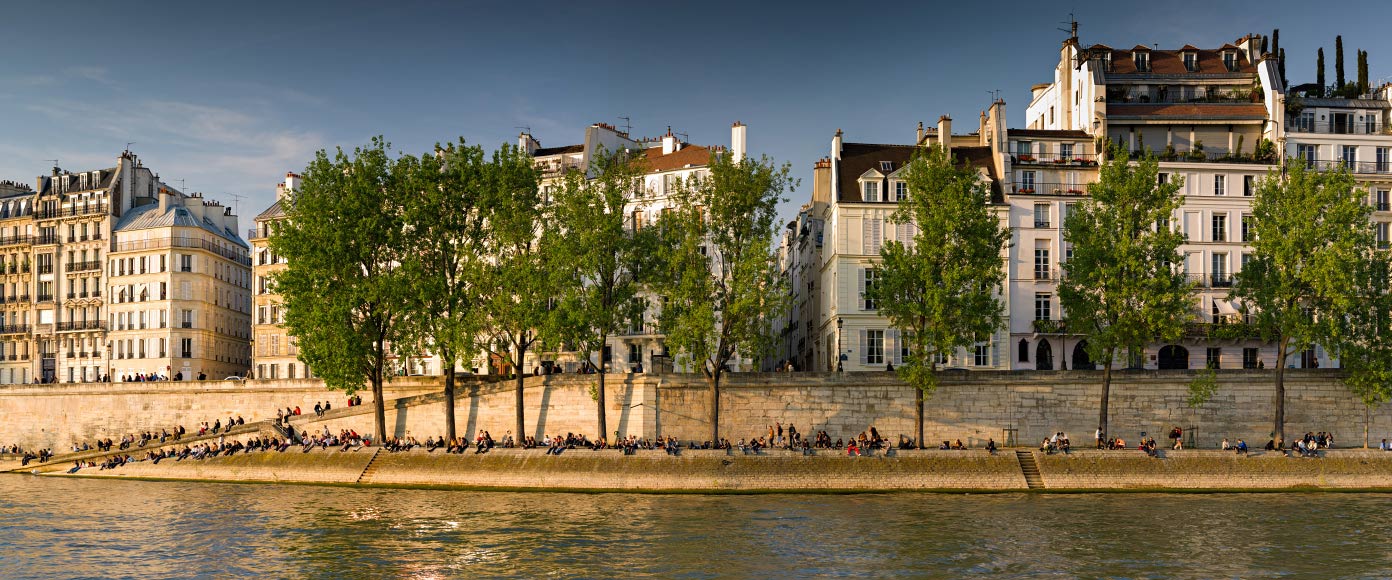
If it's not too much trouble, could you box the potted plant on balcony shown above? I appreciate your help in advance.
[1019,187,1035,194]
[1067,187,1084,195]
[1187,141,1206,161]
[1162,144,1177,161]
[1018,154,1035,163]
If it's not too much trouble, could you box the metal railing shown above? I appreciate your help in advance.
[65,261,101,272]
[0,325,31,334]
[1012,152,1099,166]
[1033,319,1068,334]
[35,235,58,246]
[112,237,250,266]
[36,203,108,220]
[1013,183,1091,196]
[0,235,33,247]
[1286,120,1391,136]
[56,321,105,331]
[36,294,52,303]
[1291,158,1392,175]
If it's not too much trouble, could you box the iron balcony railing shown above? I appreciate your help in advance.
[0,325,31,334]
[1032,319,1068,334]
[36,203,108,220]
[36,294,53,303]
[1292,158,1392,175]
[1286,120,1391,136]
[56,321,105,332]
[0,235,33,247]
[65,260,101,273]
[1013,182,1091,196]
[1012,152,1099,166]
[112,237,250,266]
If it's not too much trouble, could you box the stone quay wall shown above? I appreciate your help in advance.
[3,369,1389,452]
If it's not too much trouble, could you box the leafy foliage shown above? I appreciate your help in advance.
[1187,367,1220,408]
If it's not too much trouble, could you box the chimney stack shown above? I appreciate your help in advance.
[518,132,540,156]
[731,121,747,162]
[916,121,924,145]
[937,116,952,151]
[662,126,677,155]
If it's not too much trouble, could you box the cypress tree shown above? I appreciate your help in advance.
[1358,50,1370,96]
[1272,29,1282,83]
[1336,36,1346,91]
[1279,48,1287,87]
[1317,48,1326,97]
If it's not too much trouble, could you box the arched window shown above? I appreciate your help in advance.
[1018,338,1029,362]
[1158,345,1189,370]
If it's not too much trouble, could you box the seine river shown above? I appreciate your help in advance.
[1,476,1389,579]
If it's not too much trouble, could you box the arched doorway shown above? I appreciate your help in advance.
[1158,345,1189,370]
[1072,340,1095,370]
[1035,339,1054,370]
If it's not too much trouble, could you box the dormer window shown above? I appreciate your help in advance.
[1102,52,1112,71]
[1223,51,1238,72]
[1134,51,1149,72]
[863,181,880,202]
[1183,53,1197,72]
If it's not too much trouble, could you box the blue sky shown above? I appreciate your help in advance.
[3,0,1390,226]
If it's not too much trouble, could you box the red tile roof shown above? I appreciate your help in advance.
[639,145,714,173]
[1104,47,1255,75]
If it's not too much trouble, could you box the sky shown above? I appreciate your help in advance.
[3,0,1391,229]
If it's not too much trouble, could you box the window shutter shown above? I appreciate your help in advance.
[858,268,866,310]
[890,329,903,365]
[992,337,1001,368]
[858,330,868,365]
[869,219,882,254]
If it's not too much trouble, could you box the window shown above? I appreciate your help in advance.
[1183,53,1197,72]
[1243,347,1259,369]
[1212,253,1229,286]
[1016,141,1033,158]
[862,268,878,310]
[1213,175,1225,196]
[1034,203,1050,228]
[1378,148,1391,173]
[1211,213,1227,242]
[1379,190,1391,212]
[1295,111,1315,132]
[974,344,989,366]
[180,338,192,359]
[1367,114,1380,134]
[630,211,644,231]
[865,218,882,254]
[1241,215,1253,242]
[1060,143,1074,160]
[865,330,884,365]
[1296,144,1317,167]
[181,309,193,329]
[894,181,907,201]
[1133,51,1149,72]
[1243,175,1254,197]
[1342,145,1358,169]
[1378,222,1389,248]
[1158,172,1168,185]
[180,254,192,272]
[1020,171,1036,193]
[1019,339,1029,362]
[1223,51,1237,72]
[1206,347,1221,369]
[1035,293,1052,321]
[1034,247,1051,279]
[879,161,894,172]
[863,181,880,202]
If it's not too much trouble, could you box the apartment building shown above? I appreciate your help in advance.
[1284,87,1392,249]
[0,152,250,384]
[806,115,1011,373]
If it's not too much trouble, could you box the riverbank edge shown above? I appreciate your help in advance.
[14,448,1392,493]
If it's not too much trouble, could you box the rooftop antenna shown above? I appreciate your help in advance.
[175,179,186,194]
[222,191,245,215]
[617,116,632,135]
[124,142,136,154]
[677,131,689,143]
[1057,13,1076,38]
[987,89,1001,102]
[514,125,531,135]
[45,159,58,171]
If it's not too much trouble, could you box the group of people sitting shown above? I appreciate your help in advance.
[1040,432,1072,454]
[1220,438,1250,454]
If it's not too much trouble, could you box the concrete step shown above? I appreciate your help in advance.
[1016,450,1044,489]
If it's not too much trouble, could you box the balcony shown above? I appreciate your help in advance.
[1185,322,1259,340]
[56,321,106,332]
[1033,319,1068,334]
[0,325,31,335]
[1293,158,1392,175]
[36,294,53,303]
[3,264,30,274]
[36,203,108,220]
[1013,183,1091,196]
[1377,202,1391,212]
[0,235,33,247]
[1012,152,1099,167]
[65,261,101,273]
[1131,150,1276,165]
[112,237,251,266]
[1286,120,1391,136]
[35,235,58,246]
[1181,273,1236,288]
[1034,219,1052,228]
[37,265,52,274]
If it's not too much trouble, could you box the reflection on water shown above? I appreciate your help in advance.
[0,475,1389,579]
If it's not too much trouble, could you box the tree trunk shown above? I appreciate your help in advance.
[1274,337,1289,444]
[709,370,721,445]
[916,386,925,449]
[372,373,387,444]
[596,334,608,440]
[1098,350,1114,448]
[443,365,456,442]
[515,341,527,443]
[1365,404,1371,449]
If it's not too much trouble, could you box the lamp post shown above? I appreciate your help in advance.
[105,340,112,383]
[836,317,843,372]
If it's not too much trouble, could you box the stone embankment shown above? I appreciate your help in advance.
[17,447,1392,492]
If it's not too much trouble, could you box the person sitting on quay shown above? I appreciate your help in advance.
[986,438,997,455]
[1221,438,1231,451]
[941,440,952,450]
[846,439,861,456]
[1235,439,1248,455]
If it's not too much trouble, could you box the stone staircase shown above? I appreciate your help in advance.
[355,448,383,484]
[1016,450,1044,489]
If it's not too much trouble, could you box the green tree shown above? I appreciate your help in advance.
[868,145,1009,448]
[476,143,552,442]
[270,137,406,441]
[550,148,655,439]
[1333,243,1392,447]
[1231,163,1374,444]
[398,141,489,442]
[1335,36,1346,92]
[1317,48,1327,97]
[1358,50,1370,96]
[1058,148,1194,441]
[654,151,793,444]
[1279,48,1287,89]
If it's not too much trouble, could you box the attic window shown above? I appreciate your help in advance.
[1223,51,1238,72]
[1102,52,1112,71]
[1134,51,1149,72]
[879,161,894,172]
[1183,53,1197,72]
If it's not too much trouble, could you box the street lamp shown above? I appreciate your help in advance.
[105,340,112,383]
[836,317,843,372]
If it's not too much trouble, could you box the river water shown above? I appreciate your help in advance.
[0,475,1389,579]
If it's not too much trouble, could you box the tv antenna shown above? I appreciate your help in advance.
[677,131,688,143]
[222,191,245,215]
[618,116,632,135]
[176,178,186,194]
[514,125,531,135]
[45,159,59,171]
[1057,13,1076,38]
[124,142,136,153]
[987,89,1002,102]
